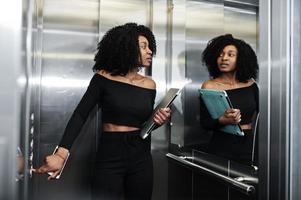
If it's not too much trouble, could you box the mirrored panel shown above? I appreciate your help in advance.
[169,0,259,169]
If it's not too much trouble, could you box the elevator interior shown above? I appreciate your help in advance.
[2,0,301,199]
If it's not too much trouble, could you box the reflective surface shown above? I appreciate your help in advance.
[8,0,301,200]
[31,0,99,199]
[169,0,258,166]
[259,0,301,199]
[0,0,23,199]
[291,0,301,199]
[168,0,259,199]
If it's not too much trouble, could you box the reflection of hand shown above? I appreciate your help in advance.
[16,155,24,173]
[153,108,171,126]
[218,108,241,125]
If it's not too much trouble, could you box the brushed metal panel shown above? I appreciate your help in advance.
[150,0,169,146]
[269,1,289,199]
[0,0,23,199]
[183,0,224,149]
[290,0,301,199]
[258,0,270,199]
[225,0,258,7]
[31,0,100,200]
[224,2,258,48]
[259,0,292,199]
[99,0,148,33]
[169,0,186,147]
[43,0,99,31]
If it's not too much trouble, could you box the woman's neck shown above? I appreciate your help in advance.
[219,73,238,85]
[124,70,139,80]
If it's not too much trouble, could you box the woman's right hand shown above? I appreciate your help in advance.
[218,108,241,125]
[32,147,69,180]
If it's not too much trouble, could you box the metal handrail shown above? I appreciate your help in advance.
[166,153,255,195]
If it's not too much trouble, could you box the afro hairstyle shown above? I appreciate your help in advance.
[93,23,156,76]
[202,34,258,82]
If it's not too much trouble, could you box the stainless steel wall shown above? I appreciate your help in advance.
[31,0,99,199]
[167,1,259,199]
[259,0,301,199]
[170,0,258,156]
[150,1,170,199]
[290,0,301,199]
[0,0,23,199]
[27,0,170,200]
[18,0,259,199]
[9,0,301,200]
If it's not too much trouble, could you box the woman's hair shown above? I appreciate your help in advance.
[202,34,258,82]
[93,23,156,76]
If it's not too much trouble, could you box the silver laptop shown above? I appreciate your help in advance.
[140,88,182,139]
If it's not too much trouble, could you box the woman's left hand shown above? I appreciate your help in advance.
[153,108,171,126]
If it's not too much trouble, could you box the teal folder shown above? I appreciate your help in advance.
[199,89,244,136]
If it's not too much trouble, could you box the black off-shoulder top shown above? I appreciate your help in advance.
[59,74,156,150]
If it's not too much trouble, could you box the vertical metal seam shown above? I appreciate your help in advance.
[32,0,44,198]
[148,0,153,31]
[145,0,153,76]
[266,0,271,198]
[24,0,34,198]
[165,0,173,91]
[98,0,101,42]
[285,0,294,199]
[95,0,101,155]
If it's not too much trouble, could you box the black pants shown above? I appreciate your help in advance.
[92,130,153,200]
[209,129,256,165]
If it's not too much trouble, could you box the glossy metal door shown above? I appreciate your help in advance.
[0,0,23,199]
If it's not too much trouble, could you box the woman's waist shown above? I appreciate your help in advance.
[240,123,252,130]
[102,122,141,132]
[100,128,148,143]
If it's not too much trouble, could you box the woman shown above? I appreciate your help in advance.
[200,34,259,165]
[34,23,171,200]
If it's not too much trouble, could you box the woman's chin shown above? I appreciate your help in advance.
[142,63,151,68]
[219,68,235,73]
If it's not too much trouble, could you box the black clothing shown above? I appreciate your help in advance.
[226,84,258,125]
[59,74,156,150]
[57,74,157,200]
[199,83,259,165]
[92,131,153,200]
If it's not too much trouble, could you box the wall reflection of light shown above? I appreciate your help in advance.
[42,52,94,60]
[0,1,21,29]
[170,79,192,89]
[17,76,27,87]
[41,77,88,88]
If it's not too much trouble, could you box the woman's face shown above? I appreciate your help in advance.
[217,45,238,73]
[138,35,153,67]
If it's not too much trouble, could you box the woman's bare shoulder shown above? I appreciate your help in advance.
[201,80,215,89]
[142,75,156,89]
[96,70,110,78]
[244,78,256,87]
[248,78,256,84]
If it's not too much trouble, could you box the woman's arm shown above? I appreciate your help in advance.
[33,74,103,179]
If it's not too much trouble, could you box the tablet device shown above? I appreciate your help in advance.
[140,88,182,139]
[199,89,244,136]
[47,146,70,179]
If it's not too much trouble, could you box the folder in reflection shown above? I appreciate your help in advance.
[199,89,244,136]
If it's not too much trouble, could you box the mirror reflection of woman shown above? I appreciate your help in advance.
[200,34,259,165]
